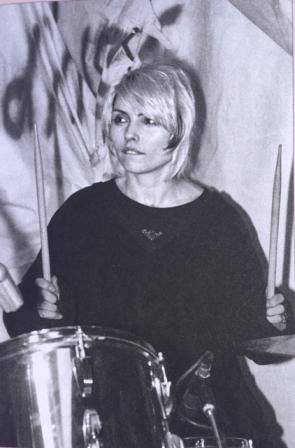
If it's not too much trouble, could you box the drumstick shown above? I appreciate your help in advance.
[266,145,282,299]
[0,263,23,312]
[34,123,51,281]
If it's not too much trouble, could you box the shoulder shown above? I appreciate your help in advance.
[61,179,114,209]
[48,179,116,226]
[199,187,255,240]
[197,186,237,218]
[176,179,204,203]
[65,179,115,204]
[199,189,266,271]
[179,179,241,222]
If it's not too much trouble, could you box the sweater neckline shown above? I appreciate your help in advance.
[107,179,212,254]
[109,178,210,212]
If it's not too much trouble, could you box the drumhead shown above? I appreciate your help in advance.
[0,326,158,362]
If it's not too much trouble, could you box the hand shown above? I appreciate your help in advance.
[168,434,184,448]
[35,275,62,320]
[266,292,287,331]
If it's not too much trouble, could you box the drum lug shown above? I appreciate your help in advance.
[158,352,173,416]
[161,380,173,415]
[74,327,94,398]
[83,408,103,448]
[74,356,94,397]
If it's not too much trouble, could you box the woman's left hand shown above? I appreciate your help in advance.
[266,292,287,331]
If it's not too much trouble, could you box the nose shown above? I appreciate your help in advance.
[125,122,139,141]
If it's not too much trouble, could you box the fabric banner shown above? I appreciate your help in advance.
[0,0,292,285]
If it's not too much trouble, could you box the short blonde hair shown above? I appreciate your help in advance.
[102,62,196,178]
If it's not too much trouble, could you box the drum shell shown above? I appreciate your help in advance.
[0,326,170,448]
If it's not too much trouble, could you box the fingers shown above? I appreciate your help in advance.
[35,276,62,320]
[266,293,285,318]
[267,313,286,324]
[266,314,287,332]
[267,303,285,317]
[38,307,62,320]
[266,293,287,329]
[51,275,60,296]
[266,293,284,308]
[35,277,59,302]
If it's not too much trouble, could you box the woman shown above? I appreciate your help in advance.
[5,63,290,446]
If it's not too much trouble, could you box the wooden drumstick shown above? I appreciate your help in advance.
[0,263,23,312]
[34,124,51,281]
[266,145,282,299]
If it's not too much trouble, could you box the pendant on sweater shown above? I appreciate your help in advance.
[141,228,163,241]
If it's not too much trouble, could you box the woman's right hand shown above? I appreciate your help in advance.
[35,275,63,319]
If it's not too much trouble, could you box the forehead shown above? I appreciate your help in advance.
[112,94,146,114]
[112,94,173,125]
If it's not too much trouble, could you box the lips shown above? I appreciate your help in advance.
[122,147,144,155]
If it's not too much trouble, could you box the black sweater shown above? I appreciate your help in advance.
[4,180,284,445]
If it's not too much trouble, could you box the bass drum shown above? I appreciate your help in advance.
[0,326,172,448]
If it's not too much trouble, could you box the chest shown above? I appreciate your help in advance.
[58,209,224,312]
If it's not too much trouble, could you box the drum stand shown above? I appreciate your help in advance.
[202,403,224,448]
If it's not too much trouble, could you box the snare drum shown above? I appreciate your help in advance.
[0,326,172,448]
[183,437,253,447]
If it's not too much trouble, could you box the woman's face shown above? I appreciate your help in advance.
[109,95,173,177]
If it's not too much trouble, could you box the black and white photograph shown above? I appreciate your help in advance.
[0,1,293,447]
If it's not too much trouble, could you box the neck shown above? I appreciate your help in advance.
[116,175,176,207]
[115,174,204,207]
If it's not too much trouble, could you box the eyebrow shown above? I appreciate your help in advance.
[112,108,144,118]
[112,108,127,114]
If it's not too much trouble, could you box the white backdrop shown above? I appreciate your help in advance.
[0,0,293,446]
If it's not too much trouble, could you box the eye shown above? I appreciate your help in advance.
[142,116,158,126]
[112,113,128,125]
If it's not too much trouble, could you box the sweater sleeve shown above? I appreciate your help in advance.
[3,187,92,337]
[215,199,293,353]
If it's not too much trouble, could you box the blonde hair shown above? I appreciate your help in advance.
[102,63,196,178]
